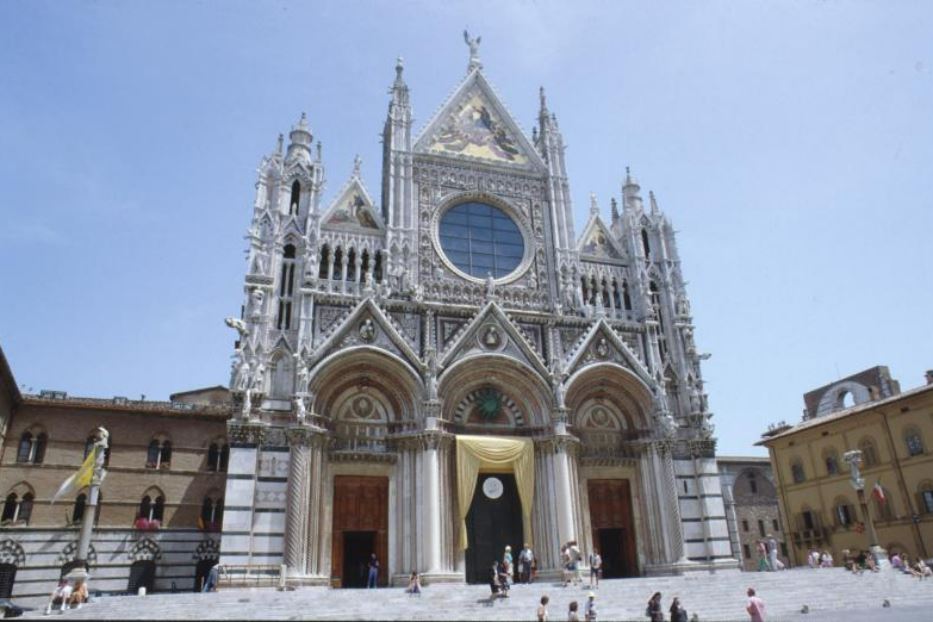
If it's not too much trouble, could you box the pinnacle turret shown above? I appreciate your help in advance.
[286,112,313,164]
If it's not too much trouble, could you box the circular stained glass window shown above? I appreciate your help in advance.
[438,202,524,279]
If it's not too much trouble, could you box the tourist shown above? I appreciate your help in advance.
[913,558,931,579]
[589,549,602,589]
[865,552,879,572]
[45,579,72,614]
[670,596,688,622]
[497,561,512,595]
[808,549,819,568]
[568,541,583,586]
[520,543,535,584]
[537,595,550,621]
[755,540,768,572]
[820,550,833,568]
[503,545,514,584]
[202,561,219,592]
[69,578,88,609]
[561,544,572,586]
[366,553,379,588]
[490,560,503,597]
[405,571,421,595]
[746,587,765,622]
[646,592,663,622]
[584,591,597,622]
[568,600,580,622]
[766,534,778,571]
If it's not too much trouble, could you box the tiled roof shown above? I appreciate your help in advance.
[22,394,232,418]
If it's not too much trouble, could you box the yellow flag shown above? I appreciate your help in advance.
[50,447,97,505]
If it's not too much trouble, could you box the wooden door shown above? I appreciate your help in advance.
[331,476,388,587]
[588,479,638,577]
[465,474,523,584]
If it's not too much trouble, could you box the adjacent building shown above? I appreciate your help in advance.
[717,457,786,570]
[218,38,736,587]
[0,355,231,601]
[759,366,933,566]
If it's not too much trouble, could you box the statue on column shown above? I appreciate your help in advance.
[251,245,270,275]
[843,450,865,490]
[251,362,266,393]
[295,353,310,394]
[233,355,251,392]
[241,389,252,418]
[463,30,482,70]
[293,394,307,423]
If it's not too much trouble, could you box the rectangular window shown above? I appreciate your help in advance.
[802,511,815,530]
[772,519,779,532]
[742,519,749,532]
[836,505,852,526]
[743,544,751,559]
[780,543,788,558]
[758,519,766,537]
[923,490,933,513]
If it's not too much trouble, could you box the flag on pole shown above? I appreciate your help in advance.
[50,447,97,505]
[872,480,886,504]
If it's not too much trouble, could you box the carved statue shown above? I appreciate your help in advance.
[294,353,310,393]
[225,317,250,339]
[359,318,376,343]
[293,394,307,423]
[485,275,496,300]
[234,359,251,392]
[251,245,270,275]
[94,426,110,450]
[843,450,865,490]
[463,30,482,68]
[594,338,610,359]
[424,348,439,400]
[249,288,265,320]
[251,362,265,392]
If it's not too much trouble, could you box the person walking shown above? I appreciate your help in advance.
[537,595,550,622]
[646,592,663,622]
[366,553,379,588]
[746,587,766,622]
[669,596,688,622]
[567,600,580,622]
[766,534,778,572]
[503,545,514,584]
[756,540,768,572]
[584,591,597,622]
[589,549,602,589]
[202,561,219,592]
[520,543,535,584]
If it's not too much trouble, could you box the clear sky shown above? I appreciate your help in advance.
[1,1,931,456]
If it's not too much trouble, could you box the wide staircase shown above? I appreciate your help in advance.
[23,568,933,620]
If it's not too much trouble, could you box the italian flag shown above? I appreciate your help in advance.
[872,480,886,504]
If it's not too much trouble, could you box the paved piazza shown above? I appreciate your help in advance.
[21,568,933,620]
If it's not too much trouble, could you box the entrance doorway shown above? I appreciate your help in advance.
[331,476,388,588]
[341,531,376,588]
[0,563,16,599]
[193,559,216,592]
[465,473,523,584]
[127,560,156,593]
[588,479,638,577]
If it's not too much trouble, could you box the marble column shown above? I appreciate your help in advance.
[422,432,442,573]
[553,435,579,545]
[283,425,326,578]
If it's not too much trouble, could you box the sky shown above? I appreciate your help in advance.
[1,1,931,456]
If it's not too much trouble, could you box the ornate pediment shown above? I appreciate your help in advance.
[306,298,422,375]
[564,319,653,386]
[577,214,625,261]
[414,70,545,171]
[439,301,548,378]
[321,172,383,233]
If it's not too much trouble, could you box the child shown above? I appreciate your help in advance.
[537,595,550,622]
[584,592,597,622]
[567,600,580,621]
[405,571,421,595]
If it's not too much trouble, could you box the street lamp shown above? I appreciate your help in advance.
[842,449,888,568]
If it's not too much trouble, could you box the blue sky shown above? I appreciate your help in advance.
[1,1,931,455]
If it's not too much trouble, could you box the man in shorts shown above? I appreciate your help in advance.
[589,549,602,589]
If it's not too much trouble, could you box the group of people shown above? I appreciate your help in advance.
[889,551,932,578]
[536,591,598,621]
[45,576,89,614]
[841,549,880,573]
[560,541,583,587]
[646,592,689,622]
[806,549,834,568]
[755,535,784,571]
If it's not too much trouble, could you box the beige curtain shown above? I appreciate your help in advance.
[456,435,535,550]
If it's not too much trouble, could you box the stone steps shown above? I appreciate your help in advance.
[22,569,933,620]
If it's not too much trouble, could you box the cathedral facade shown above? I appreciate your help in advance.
[219,42,736,586]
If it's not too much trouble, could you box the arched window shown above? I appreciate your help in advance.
[72,493,87,525]
[2,490,33,525]
[833,497,855,527]
[153,496,165,522]
[641,228,651,257]
[747,472,759,494]
[332,247,343,280]
[905,428,924,457]
[859,439,879,467]
[611,278,622,311]
[139,495,152,521]
[600,278,610,308]
[277,244,297,330]
[346,248,357,282]
[200,495,224,530]
[146,438,171,469]
[360,249,370,286]
[289,180,301,215]
[919,482,933,514]
[373,250,383,283]
[622,279,632,310]
[791,460,806,484]
[824,450,840,475]
[319,244,330,279]
[137,491,165,524]
[207,441,230,472]
[580,277,589,306]
[16,431,46,464]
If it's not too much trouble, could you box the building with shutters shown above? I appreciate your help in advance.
[218,37,737,586]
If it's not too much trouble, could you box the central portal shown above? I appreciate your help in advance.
[465,473,523,584]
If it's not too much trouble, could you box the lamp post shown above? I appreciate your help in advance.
[842,449,888,568]
[76,428,109,566]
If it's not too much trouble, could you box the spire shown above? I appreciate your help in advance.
[539,86,549,118]
[611,197,620,223]
[589,193,599,215]
[286,112,313,163]
[649,190,660,215]
[353,154,362,177]
[276,133,284,156]
[464,30,482,72]
[622,165,643,212]
[393,56,406,89]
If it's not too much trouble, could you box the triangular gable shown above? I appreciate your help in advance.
[564,319,654,387]
[414,69,546,171]
[439,301,548,378]
[577,214,626,261]
[321,174,384,233]
[305,298,422,374]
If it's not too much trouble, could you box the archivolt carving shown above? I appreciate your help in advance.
[0,539,25,566]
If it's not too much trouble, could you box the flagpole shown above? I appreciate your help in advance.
[76,431,108,566]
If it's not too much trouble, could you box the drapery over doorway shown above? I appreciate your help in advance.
[456,435,534,550]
